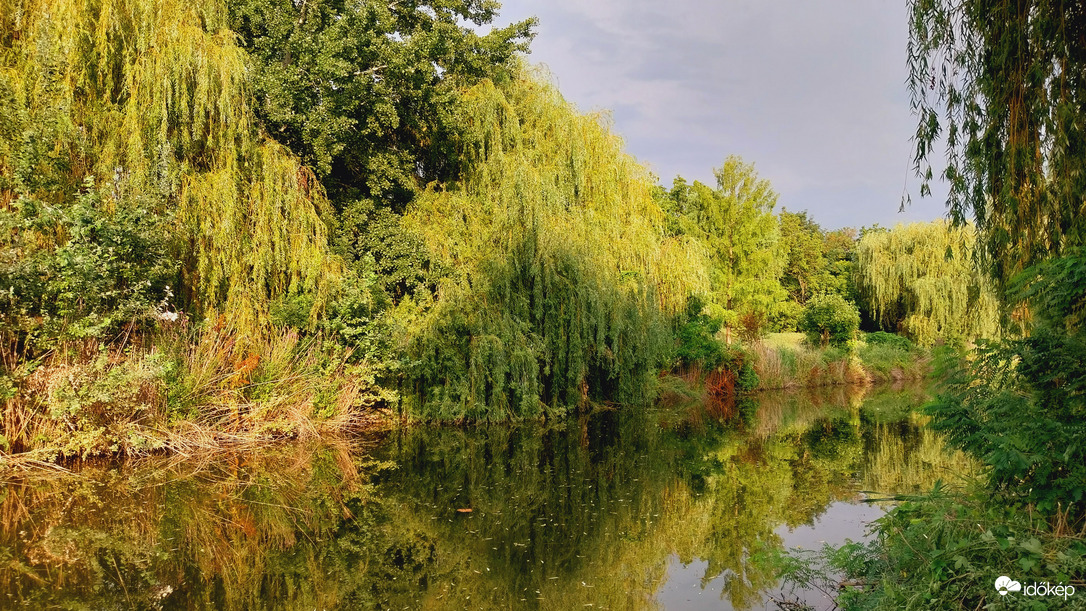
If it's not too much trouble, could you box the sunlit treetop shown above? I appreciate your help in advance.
[226,0,536,208]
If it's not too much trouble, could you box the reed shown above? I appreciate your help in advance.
[749,333,930,391]
[0,323,390,462]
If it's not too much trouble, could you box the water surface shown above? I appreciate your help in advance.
[0,384,973,610]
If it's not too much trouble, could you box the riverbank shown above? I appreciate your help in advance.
[1,326,934,464]
[749,332,932,390]
[776,487,1086,610]
[0,325,396,464]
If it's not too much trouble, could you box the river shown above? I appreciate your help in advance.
[0,384,974,610]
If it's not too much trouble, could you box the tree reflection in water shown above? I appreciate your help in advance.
[0,385,975,609]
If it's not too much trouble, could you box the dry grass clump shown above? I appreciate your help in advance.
[749,332,931,391]
[749,339,867,390]
[0,322,393,463]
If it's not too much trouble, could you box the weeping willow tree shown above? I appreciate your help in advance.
[908,0,1086,287]
[907,1,1086,524]
[401,68,709,419]
[0,0,339,336]
[854,221,998,346]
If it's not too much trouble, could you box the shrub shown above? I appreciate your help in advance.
[798,294,860,348]
[863,331,913,351]
[331,199,444,301]
[674,296,727,371]
[737,311,767,343]
[778,491,1086,611]
[928,250,1086,519]
[768,300,803,333]
[0,179,178,356]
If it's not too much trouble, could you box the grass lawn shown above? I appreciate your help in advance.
[759,332,807,350]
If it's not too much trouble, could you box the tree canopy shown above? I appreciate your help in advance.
[663,158,786,338]
[854,221,998,346]
[778,210,827,306]
[226,0,535,209]
[910,0,1086,524]
[0,0,341,336]
[401,68,707,418]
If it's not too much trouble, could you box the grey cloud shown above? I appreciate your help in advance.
[495,0,948,229]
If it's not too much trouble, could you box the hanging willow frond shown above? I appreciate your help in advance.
[854,221,999,346]
[908,0,1086,286]
[0,0,340,335]
[401,66,708,418]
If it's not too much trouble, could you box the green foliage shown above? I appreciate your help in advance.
[778,209,828,305]
[405,228,671,420]
[329,199,444,301]
[823,228,859,301]
[731,348,760,393]
[854,221,999,346]
[664,160,786,337]
[0,178,178,352]
[771,213,859,333]
[768,299,804,334]
[1,0,341,335]
[812,492,1086,610]
[908,0,1086,284]
[401,71,706,419]
[905,6,1086,602]
[43,349,171,457]
[864,331,914,351]
[226,0,535,206]
[798,294,860,348]
[856,341,929,384]
[750,336,881,390]
[317,265,394,365]
[673,296,727,371]
[927,250,1086,519]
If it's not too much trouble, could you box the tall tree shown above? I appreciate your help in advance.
[854,221,998,346]
[911,1,1086,520]
[226,0,536,209]
[402,70,708,418]
[666,158,786,341]
[822,227,858,302]
[778,210,827,305]
[0,0,340,335]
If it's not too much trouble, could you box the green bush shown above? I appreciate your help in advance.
[768,300,803,333]
[798,294,860,348]
[331,199,444,301]
[723,346,759,392]
[864,331,913,351]
[928,250,1086,519]
[857,342,929,382]
[673,296,727,371]
[803,491,1086,610]
[0,178,179,355]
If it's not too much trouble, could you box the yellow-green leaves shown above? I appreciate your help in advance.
[854,221,998,346]
[0,0,340,336]
[400,68,706,417]
[664,158,786,335]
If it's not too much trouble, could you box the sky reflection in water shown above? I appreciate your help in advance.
[0,384,975,610]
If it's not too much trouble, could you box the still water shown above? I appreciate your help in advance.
[0,385,973,610]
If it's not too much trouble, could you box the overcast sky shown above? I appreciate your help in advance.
[490,0,948,231]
